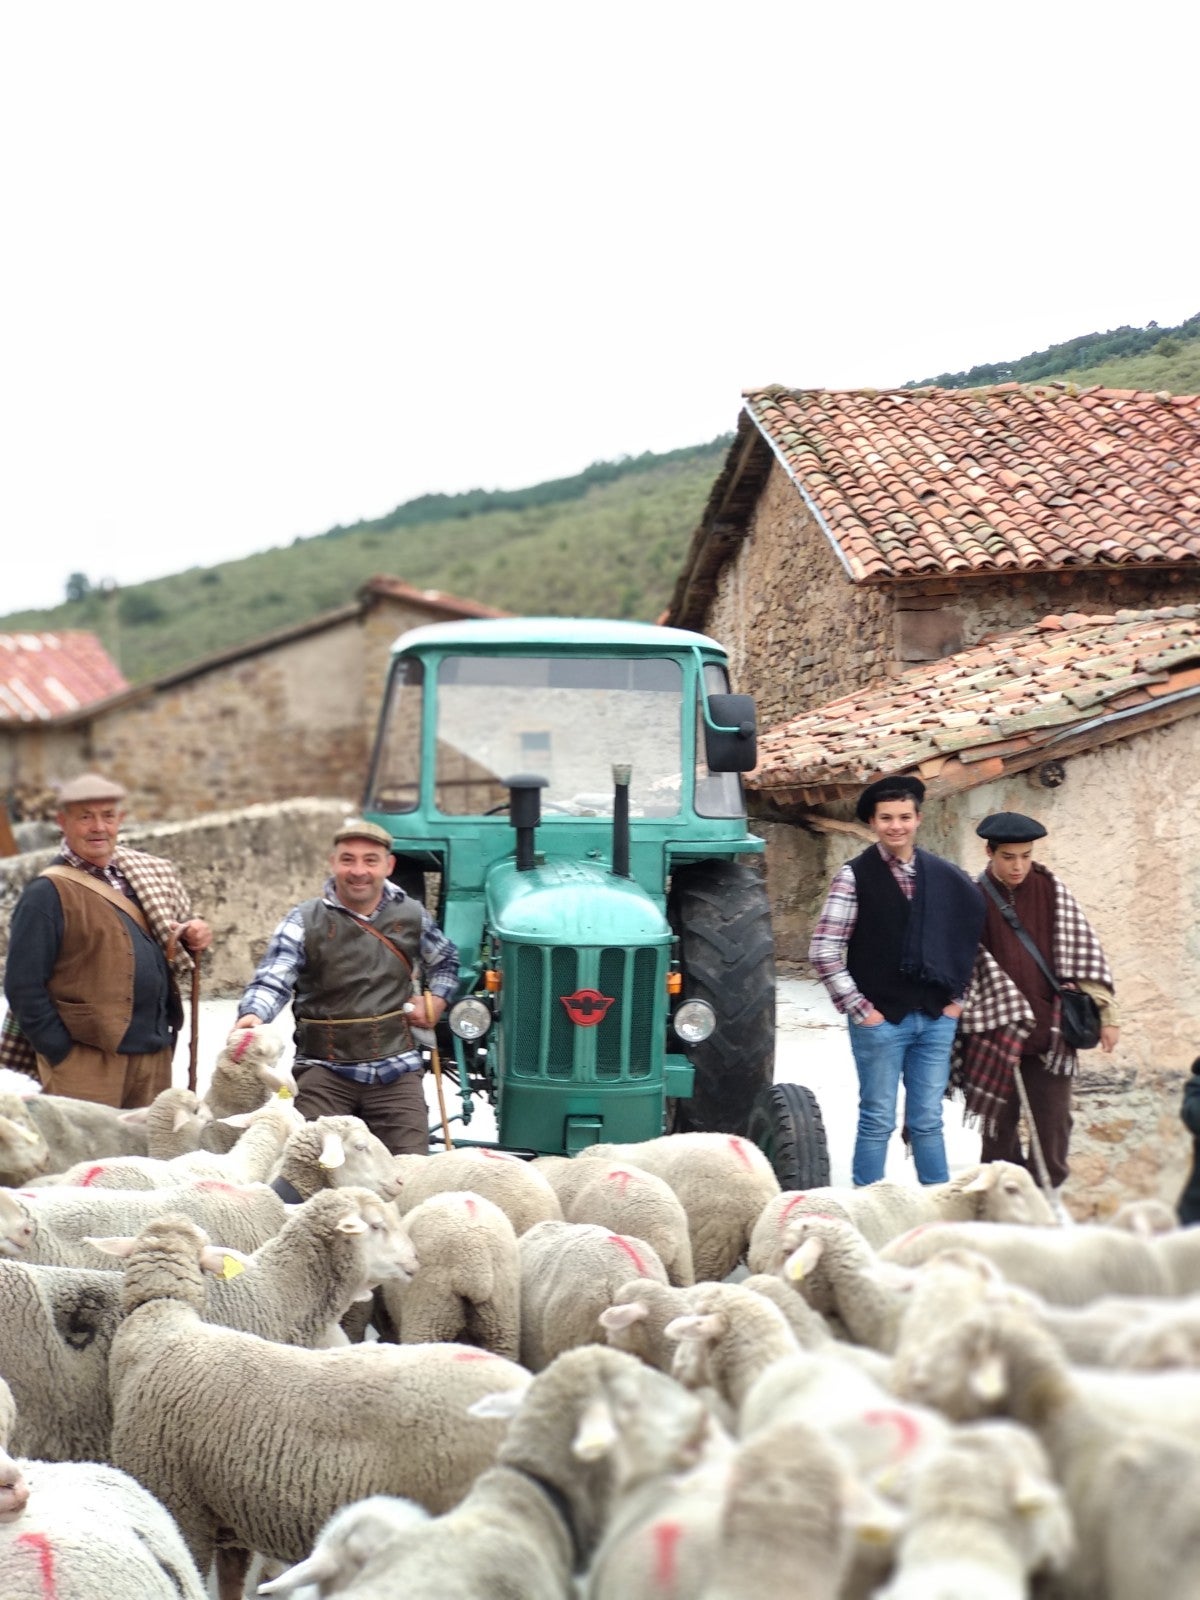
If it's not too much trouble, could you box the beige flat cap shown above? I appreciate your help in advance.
[332,818,393,849]
[57,773,127,805]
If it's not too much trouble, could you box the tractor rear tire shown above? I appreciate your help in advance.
[668,860,776,1136]
[747,1082,831,1190]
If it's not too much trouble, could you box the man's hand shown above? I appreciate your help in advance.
[233,1014,261,1030]
[858,1006,886,1027]
[405,993,447,1027]
[942,1001,964,1020]
[1100,1025,1120,1054]
[172,918,214,954]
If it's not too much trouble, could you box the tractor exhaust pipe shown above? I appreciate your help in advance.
[505,774,547,872]
[612,764,631,878]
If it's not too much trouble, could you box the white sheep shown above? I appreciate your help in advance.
[519,1220,669,1371]
[261,1113,404,1205]
[199,1023,297,1153]
[774,1213,920,1350]
[546,1158,695,1286]
[747,1161,1056,1269]
[394,1147,562,1234]
[262,1344,716,1600]
[664,1280,801,1417]
[873,1419,1074,1600]
[138,1084,213,1158]
[0,1090,150,1176]
[738,1272,835,1346]
[578,1133,780,1281]
[379,1189,520,1359]
[0,1101,51,1187]
[0,1375,206,1599]
[105,1214,531,1590]
[1107,1197,1180,1236]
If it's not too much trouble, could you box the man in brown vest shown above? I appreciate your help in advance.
[2,773,212,1107]
[233,818,459,1156]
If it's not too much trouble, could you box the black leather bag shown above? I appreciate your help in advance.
[981,875,1103,1050]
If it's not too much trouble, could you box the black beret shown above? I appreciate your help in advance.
[976,812,1048,844]
[855,775,926,823]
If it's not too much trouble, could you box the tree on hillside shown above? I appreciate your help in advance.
[65,572,92,603]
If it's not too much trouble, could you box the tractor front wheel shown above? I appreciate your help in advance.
[747,1082,830,1189]
[668,860,776,1136]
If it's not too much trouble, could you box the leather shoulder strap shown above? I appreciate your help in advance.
[330,904,413,975]
[980,872,1062,995]
[42,864,152,938]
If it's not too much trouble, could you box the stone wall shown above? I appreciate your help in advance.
[752,717,1200,1221]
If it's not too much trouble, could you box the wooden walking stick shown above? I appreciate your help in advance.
[166,929,202,1094]
[422,989,454,1151]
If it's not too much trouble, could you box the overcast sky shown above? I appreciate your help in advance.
[2,1,1196,616]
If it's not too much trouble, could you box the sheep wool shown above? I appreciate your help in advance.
[394,1148,562,1235]
[519,1220,669,1372]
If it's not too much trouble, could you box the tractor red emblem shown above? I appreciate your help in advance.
[560,988,615,1027]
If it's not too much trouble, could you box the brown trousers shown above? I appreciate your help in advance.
[294,1064,431,1156]
[979,1053,1073,1189]
[36,1043,174,1110]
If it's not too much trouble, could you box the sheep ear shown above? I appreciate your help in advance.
[118,1107,151,1126]
[468,1388,526,1422]
[843,1476,904,1548]
[961,1168,993,1194]
[335,1214,369,1237]
[257,1546,341,1594]
[598,1302,648,1333]
[83,1234,137,1258]
[221,1112,256,1130]
[171,1107,194,1133]
[572,1395,618,1461]
[0,1118,40,1148]
[199,1246,250,1279]
[318,1133,346,1171]
[784,1237,823,1281]
[968,1349,1008,1403]
[664,1311,724,1344]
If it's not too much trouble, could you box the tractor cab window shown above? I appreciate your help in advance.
[695,664,747,819]
[434,654,684,818]
[367,657,423,813]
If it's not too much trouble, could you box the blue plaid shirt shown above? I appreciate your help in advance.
[238,879,459,1083]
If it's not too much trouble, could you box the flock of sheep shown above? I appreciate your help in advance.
[1,1021,1198,1598]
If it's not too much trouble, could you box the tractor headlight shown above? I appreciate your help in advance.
[448,997,492,1041]
[672,999,716,1044]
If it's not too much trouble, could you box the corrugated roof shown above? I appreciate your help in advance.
[751,605,1200,805]
[744,384,1200,582]
[0,632,128,723]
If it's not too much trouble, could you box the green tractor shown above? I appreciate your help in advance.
[362,616,829,1187]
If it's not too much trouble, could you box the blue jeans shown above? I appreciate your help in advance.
[847,1010,959,1186]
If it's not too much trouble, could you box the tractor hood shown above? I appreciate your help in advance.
[485,857,670,947]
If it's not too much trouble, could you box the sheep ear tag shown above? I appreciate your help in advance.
[222,1255,245,1279]
[275,1086,294,1101]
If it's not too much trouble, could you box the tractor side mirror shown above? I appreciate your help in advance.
[702,694,757,773]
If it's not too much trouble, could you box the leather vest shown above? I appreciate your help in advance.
[293,894,423,1063]
[44,874,174,1053]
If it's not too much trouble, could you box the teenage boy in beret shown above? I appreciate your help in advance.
[810,775,985,1185]
[233,818,459,1156]
[2,773,212,1107]
[954,811,1118,1191]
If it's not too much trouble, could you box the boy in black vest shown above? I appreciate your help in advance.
[809,775,984,1185]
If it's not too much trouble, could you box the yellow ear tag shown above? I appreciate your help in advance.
[222,1255,245,1280]
[276,1086,294,1101]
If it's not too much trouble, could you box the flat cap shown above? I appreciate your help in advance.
[856,774,925,823]
[976,812,1048,844]
[332,818,394,850]
[56,772,127,805]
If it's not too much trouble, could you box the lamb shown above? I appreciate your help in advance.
[379,1189,520,1359]
[199,1023,297,1153]
[0,1375,207,1599]
[394,1147,562,1234]
[874,1419,1074,1600]
[262,1344,715,1600]
[664,1280,803,1413]
[140,1085,213,1157]
[577,1132,780,1280]
[545,1158,695,1286]
[105,1214,531,1595]
[890,1300,1200,1599]
[0,1089,150,1176]
[747,1161,1056,1269]
[519,1220,669,1371]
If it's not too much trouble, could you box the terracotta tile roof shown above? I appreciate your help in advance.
[751,605,1200,805]
[744,384,1200,582]
[359,575,508,620]
[0,632,128,723]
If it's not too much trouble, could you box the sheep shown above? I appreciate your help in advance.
[519,1220,669,1371]
[0,1090,150,1176]
[879,1219,1173,1303]
[890,1300,1200,1599]
[199,1023,297,1153]
[394,1147,562,1234]
[267,1114,402,1204]
[2,1178,287,1266]
[548,1158,695,1286]
[577,1132,780,1281]
[773,1213,919,1349]
[738,1272,834,1347]
[262,1344,715,1600]
[104,1214,531,1594]
[1107,1197,1180,1236]
[0,1102,51,1187]
[0,1375,206,1599]
[379,1189,520,1359]
[873,1419,1074,1600]
[139,1084,213,1157]
[747,1161,1056,1270]
[664,1280,802,1417]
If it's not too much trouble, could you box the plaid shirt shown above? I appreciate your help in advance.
[809,845,918,1022]
[238,879,459,1085]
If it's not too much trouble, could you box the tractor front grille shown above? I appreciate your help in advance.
[509,943,661,1082]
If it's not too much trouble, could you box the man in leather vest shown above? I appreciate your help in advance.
[809,774,985,1186]
[233,818,459,1155]
[3,772,212,1107]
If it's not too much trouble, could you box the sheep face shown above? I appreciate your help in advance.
[0,1190,34,1257]
[343,1195,419,1293]
[0,1105,51,1186]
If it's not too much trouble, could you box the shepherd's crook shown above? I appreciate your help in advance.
[423,990,454,1151]
[166,930,202,1094]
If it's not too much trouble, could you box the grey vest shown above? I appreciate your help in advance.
[293,894,423,1063]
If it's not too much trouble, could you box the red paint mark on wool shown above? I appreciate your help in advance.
[231,1031,254,1062]
[778,1194,807,1226]
[726,1136,753,1169]
[195,1180,241,1196]
[465,1197,477,1218]
[481,1149,518,1161]
[652,1521,683,1589]
[451,1349,492,1361]
[863,1408,922,1457]
[609,1235,647,1275]
[606,1168,636,1193]
[15,1531,56,1598]
[76,1165,106,1188]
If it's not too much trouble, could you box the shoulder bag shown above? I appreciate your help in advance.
[980,874,1102,1050]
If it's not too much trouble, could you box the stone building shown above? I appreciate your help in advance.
[0,577,503,824]
[666,384,1200,727]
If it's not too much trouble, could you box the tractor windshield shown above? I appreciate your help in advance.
[432,654,684,817]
